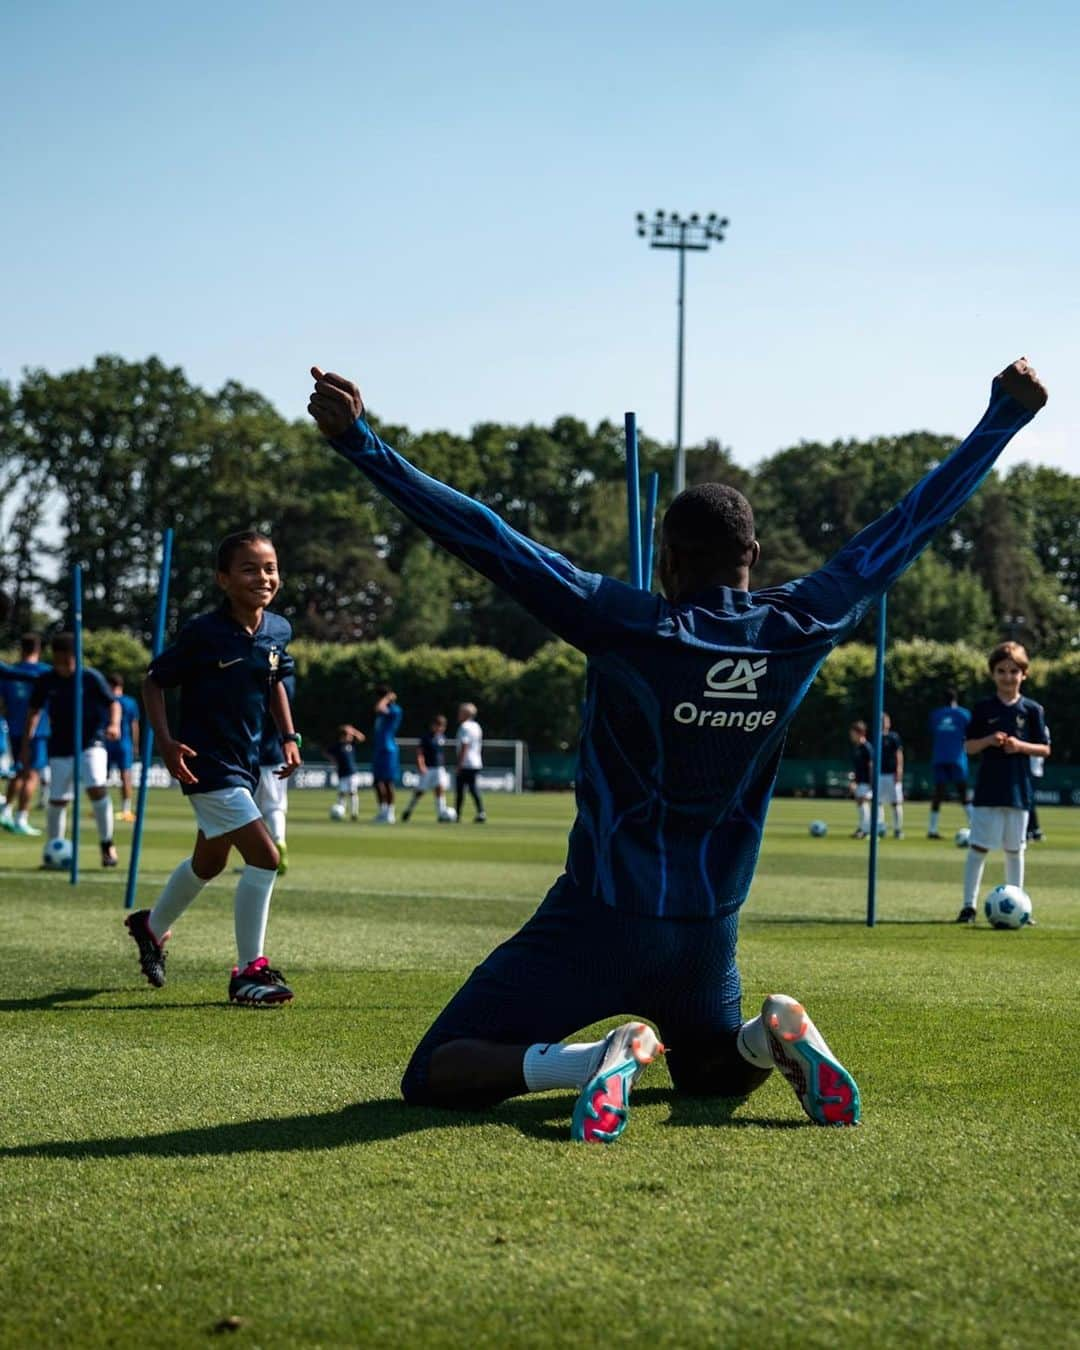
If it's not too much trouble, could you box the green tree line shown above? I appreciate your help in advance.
[1,355,1077,659]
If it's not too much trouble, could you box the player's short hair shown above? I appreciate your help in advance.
[459,702,477,720]
[988,640,1029,673]
[108,673,124,688]
[375,684,392,699]
[850,720,867,735]
[216,530,274,573]
[20,633,42,657]
[661,484,756,569]
[432,714,447,726]
[52,632,75,656]
[944,685,958,703]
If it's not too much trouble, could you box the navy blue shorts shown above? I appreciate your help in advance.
[372,752,399,783]
[933,762,967,787]
[401,876,763,1104]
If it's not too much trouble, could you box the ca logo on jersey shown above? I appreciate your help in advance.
[703,657,767,701]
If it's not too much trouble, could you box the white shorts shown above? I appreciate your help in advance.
[419,767,450,792]
[254,766,288,815]
[49,747,108,800]
[190,786,263,840]
[969,806,1028,853]
[337,772,360,794]
[877,776,904,806]
[853,781,871,802]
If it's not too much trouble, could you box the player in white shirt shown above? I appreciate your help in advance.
[455,702,486,823]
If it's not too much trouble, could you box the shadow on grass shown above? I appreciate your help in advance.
[744,915,955,926]
[0,1087,804,1160]
[0,986,121,1012]
[0,987,231,1013]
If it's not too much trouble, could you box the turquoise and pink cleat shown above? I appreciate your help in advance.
[570,1021,664,1144]
[762,994,860,1126]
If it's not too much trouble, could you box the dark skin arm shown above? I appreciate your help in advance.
[269,680,302,780]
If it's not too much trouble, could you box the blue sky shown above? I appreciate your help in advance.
[3,0,1078,476]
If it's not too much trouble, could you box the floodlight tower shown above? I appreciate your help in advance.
[636,210,729,496]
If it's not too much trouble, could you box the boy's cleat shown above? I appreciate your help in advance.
[0,815,14,832]
[475,813,487,823]
[955,906,977,924]
[275,840,288,876]
[894,830,904,840]
[12,820,42,836]
[761,994,860,1127]
[120,810,136,824]
[927,832,942,840]
[570,1021,664,1144]
[101,841,119,868]
[228,957,293,1007]
[125,909,169,988]
[850,829,868,840]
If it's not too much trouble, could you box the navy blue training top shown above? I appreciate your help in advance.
[879,730,903,775]
[969,695,1047,809]
[420,731,446,769]
[331,739,358,777]
[331,382,1035,918]
[851,741,872,782]
[29,667,116,756]
[148,607,294,795]
[0,661,52,739]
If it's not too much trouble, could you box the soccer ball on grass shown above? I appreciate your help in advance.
[983,884,1033,930]
[329,802,347,821]
[808,820,828,837]
[42,838,74,870]
[954,827,971,848]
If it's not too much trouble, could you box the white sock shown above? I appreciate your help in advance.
[385,805,396,823]
[150,859,207,937]
[266,809,286,843]
[16,809,30,827]
[46,803,67,842]
[522,1039,605,1092]
[92,795,114,842]
[893,805,904,832]
[1005,850,1025,890]
[928,809,940,834]
[964,797,973,824]
[0,802,12,823]
[349,791,359,818]
[122,797,132,814]
[736,1016,774,1070]
[234,864,277,968]
[963,849,988,909]
[857,802,870,832]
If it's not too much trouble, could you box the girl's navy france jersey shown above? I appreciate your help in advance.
[149,608,294,795]
[331,383,1035,918]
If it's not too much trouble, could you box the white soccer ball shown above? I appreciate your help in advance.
[329,802,347,821]
[809,820,828,837]
[439,807,458,822]
[984,884,1033,930]
[42,838,73,870]
[954,827,971,848]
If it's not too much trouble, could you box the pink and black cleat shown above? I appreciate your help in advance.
[228,957,294,1007]
[762,994,860,1126]
[570,1021,664,1144]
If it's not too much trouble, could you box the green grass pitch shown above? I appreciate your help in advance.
[1,791,1077,1348]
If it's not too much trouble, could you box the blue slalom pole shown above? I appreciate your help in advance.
[124,528,173,911]
[641,470,660,592]
[71,564,84,885]
[624,413,643,590]
[866,593,888,926]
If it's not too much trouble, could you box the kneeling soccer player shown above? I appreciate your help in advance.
[125,531,302,1005]
[308,358,1046,1141]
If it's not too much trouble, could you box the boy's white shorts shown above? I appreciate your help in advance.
[190,786,263,840]
[969,805,1028,852]
[877,775,904,806]
[419,767,450,792]
[254,766,289,815]
[49,747,108,800]
[853,781,871,802]
[338,772,360,794]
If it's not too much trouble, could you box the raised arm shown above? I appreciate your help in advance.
[307,368,654,652]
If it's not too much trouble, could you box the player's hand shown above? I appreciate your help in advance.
[992,731,1008,747]
[1002,735,1023,755]
[277,741,302,779]
[308,367,364,437]
[161,738,198,785]
[105,725,120,741]
[995,358,1048,412]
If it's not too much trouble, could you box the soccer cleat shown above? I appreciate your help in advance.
[120,810,136,824]
[850,829,867,840]
[570,1021,664,1144]
[101,841,119,868]
[955,906,977,924]
[0,814,14,833]
[275,840,288,876]
[12,820,42,836]
[761,994,860,1127]
[475,812,487,823]
[927,832,942,840]
[125,909,169,988]
[228,957,294,1007]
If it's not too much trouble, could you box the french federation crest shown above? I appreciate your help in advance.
[268,647,280,672]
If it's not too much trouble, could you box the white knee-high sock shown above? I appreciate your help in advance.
[893,804,904,832]
[46,804,67,842]
[928,809,940,834]
[1005,850,1025,890]
[91,796,113,842]
[234,865,277,967]
[858,801,870,832]
[523,1039,605,1091]
[266,809,286,843]
[150,859,208,937]
[349,790,359,818]
[736,1016,774,1069]
[963,849,988,909]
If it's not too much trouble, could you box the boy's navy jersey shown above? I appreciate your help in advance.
[148,607,294,795]
[331,382,1035,918]
[258,675,296,768]
[117,694,139,748]
[879,731,902,775]
[331,739,358,777]
[929,704,971,768]
[29,668,115,755]
[420,731,446,768]
[0,661,51,739]
[968,696,1047,809]
[851,741,872,782]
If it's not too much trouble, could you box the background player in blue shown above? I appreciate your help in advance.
[125,531,302,1005]
[0,633,51,838]
[309,357,1047,1142]
[402,713,454,822]
[372,686,402,824]
[878,712,905,839]
[927,687,972,839]
[23,634,122,867]
[330,724,366,819]
[957,641,1049,924]
[107,674,141,823]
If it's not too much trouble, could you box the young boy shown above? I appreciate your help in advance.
[331,723,365,819]
[107,674,141,823]
[402,714,453,822]
[927,687,972,838]
[125,531,301,1005]
[0,634,50,838]
[847,720,872,839]
[309,356,1046,1142]
[455,702,486,823]
[22,634,122,867]
[878,712,904,839]
[372,687,402,823]
[957,641,1049,924]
